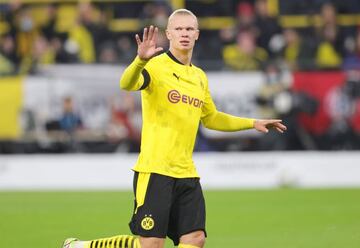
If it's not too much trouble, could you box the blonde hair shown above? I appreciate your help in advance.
[167,9,198,28]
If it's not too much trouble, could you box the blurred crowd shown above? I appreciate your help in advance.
[1,0,360,153]
[1,0,360,75]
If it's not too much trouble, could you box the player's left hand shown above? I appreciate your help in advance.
[254,119,287,133]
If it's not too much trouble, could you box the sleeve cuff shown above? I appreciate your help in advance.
[134,56,149,67]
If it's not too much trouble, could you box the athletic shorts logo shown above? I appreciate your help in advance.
[141,215,155,230]
[167,90,203,108]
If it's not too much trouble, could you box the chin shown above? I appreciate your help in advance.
[177,45,193,51]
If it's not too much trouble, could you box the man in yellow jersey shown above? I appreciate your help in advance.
[62,9,286,248]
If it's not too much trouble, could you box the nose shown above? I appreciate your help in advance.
[180,30,189,37]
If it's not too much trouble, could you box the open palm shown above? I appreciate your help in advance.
[136,25,164,60]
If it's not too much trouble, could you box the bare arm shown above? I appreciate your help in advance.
[120,26,163,91]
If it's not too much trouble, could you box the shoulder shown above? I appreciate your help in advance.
[191,64,209,90]
[192,64,207,79]
[144,53,168,73]
[147,52,168,65]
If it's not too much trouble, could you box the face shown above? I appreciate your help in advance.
[255,0,267,17]
[63,98,74,112]
[166,14,199,52]
[237,31,255,54]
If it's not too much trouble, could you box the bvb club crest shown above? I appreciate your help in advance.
[141,215,155,230]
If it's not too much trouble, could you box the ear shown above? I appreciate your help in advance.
[195,29,200,41]
[165,29,171,40]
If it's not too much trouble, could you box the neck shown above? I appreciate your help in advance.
[169,47,192,65]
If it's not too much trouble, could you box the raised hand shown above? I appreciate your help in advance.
[135,25,164,61]
[254,119,287,133]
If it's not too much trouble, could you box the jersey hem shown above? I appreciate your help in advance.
[131,168,200,179]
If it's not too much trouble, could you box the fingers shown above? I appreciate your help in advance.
[264,120,287,129]
[269,122,287,133]
[137,26,155,45]
[153,26,159,43]
[266,119,282,124]
[256,119,287,133]
[148,25,155,41]
[143,27,148,41]
[135,34,141,46]
[155,47,164,53]
[275,126,284,133]
[276,122,287,131]
[142,25,158,42]
[261,128,269,133]
[258,126,269,133]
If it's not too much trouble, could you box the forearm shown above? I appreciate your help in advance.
[119,56,148,91]
[201,111,255,131]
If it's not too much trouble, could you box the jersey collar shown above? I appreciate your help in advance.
[166,51,192,67]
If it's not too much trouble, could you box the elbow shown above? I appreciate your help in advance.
[203,123,216,130]
[201,112,218,130]
[119,78,131,91]
[201,118,214,130]
[119,83,129,91]
[201,121,209,129]
[119,69,131,90]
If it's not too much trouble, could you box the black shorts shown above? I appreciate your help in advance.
[129,172,206,246]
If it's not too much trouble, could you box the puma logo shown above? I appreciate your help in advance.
[173,73,180,81]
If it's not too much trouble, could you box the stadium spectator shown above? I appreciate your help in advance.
[116,36,137,64]
[10,6,40,73]
[106,94,140,152]
[3,1,22,37]
[343,29,360,70]
[282,28,317,70]
[1,0,359,73]
[67,20,96,64]
[256,62,291,119]
[40,4,57,42]
[324,70,360,149]
[256,62,317,150]
[140,2,171,29]
[50,33,79,63]
[315,2,344,68]
[14,7,35,53]
[38,4,79,65]
[78,1,112,61]
[222,28,268,70]
[98,41,119,64]
[253,0,282,56]
[236,2,256,31]
[62,8,286,248]
[0,34,18,75]
[59,96,83,134]
[32,34,56,66]
[219,26,237,46]
[316,27,343,68]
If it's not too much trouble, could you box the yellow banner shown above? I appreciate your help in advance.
[0,76,23,139]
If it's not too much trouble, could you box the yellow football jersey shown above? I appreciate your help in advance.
[120,51,254,178]
[135,52,213,178]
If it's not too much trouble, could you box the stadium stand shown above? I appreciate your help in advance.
[1,0,360,153]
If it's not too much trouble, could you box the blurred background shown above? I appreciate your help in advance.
[1,0,360,153]
[1,1,360,247]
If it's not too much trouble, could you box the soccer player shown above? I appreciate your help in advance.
[62,9,286,248]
